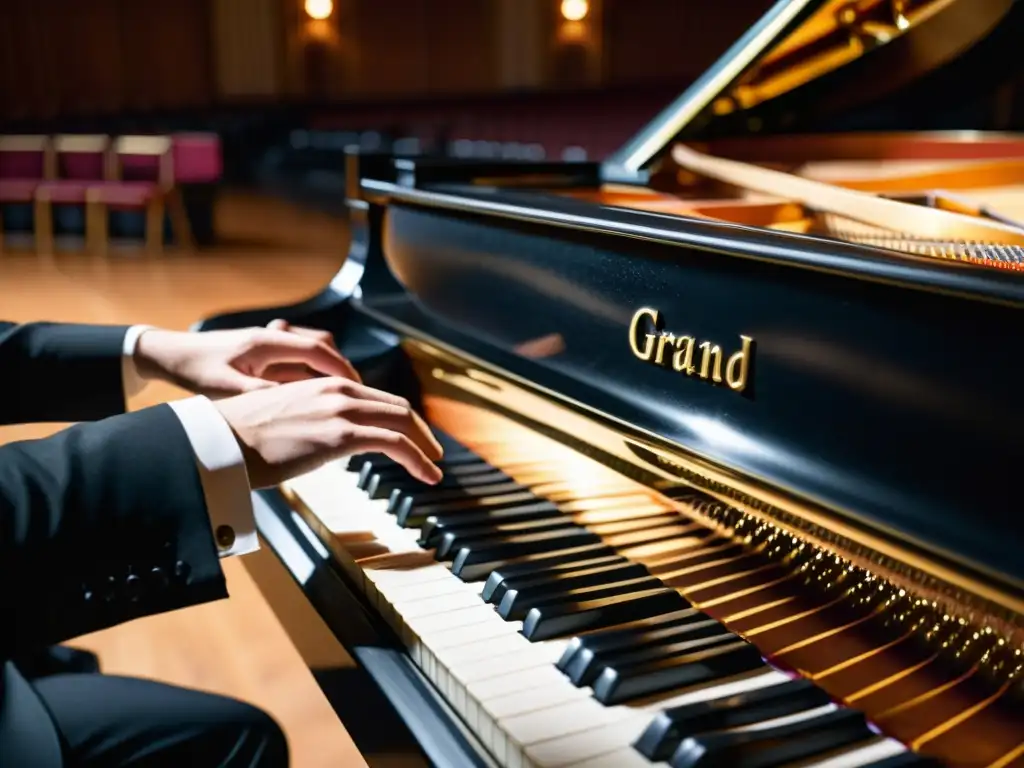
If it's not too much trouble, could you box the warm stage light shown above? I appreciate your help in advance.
[560,0,589,21]
[305,0,333,20]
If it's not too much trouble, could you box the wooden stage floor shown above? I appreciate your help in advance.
[0,191,373,768]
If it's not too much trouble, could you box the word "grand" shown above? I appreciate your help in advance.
[628,307,753,393]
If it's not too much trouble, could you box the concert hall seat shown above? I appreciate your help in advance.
[170,133,222,246]
[85,135,194,255]
[34,134,109,255]
[0,135,51,250]
[170,133,222,185]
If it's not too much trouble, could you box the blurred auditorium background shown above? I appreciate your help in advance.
[0,0,797,244]
[3,1,1023,766]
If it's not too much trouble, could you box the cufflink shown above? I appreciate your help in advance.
[215,525,236,551]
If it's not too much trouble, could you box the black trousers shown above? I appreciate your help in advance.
[30,668,288,767]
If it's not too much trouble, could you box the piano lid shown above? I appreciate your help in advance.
[604,0,1023,180]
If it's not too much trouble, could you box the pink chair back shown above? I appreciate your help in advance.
[170,133,222,184]
[111,135,173,185]
[0,135,50,180]
[53,135,109,180]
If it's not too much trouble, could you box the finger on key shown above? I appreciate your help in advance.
[344,399,444,461]
[348,425,443,485]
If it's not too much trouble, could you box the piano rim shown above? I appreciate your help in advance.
[360,177,1024,307]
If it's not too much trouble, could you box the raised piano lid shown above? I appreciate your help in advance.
[604,0,1024,182]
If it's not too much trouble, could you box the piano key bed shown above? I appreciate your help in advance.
[278,398,1017,768]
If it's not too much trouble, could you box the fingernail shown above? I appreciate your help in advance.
[426,464,443,484]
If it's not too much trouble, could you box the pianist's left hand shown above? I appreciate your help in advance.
[131,319,361,398]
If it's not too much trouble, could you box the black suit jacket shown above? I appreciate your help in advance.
[0,322,227,766]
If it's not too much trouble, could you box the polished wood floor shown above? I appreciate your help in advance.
[0,192,369,768]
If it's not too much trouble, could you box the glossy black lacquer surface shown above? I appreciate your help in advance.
[356,180,1024,590]
[203,173,1024,590]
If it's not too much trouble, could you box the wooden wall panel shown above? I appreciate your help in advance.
[0,0,213,122]
[213,0,284,99]
[117,0,213,111]
[283,0,498,100]
[604,0,776,86]
[422,0,496,94]
[348,0,429,96]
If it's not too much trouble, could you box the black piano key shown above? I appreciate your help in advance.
[668,707,874,768]
[499,572,661,622]
[555,607,699,672]
[367,468,510,500]
[366,452,492,485]
[393,480,525,506]
[633,678,831,761]
[497,562,651,621]
[450,527,603,578]
[420,500,562,548]
[522,587,689,642]
[566,616,732,686]
[861,753,940,767]
[481,548,622,600]
[456,542,618,583]
[394,489,540,525]
[436,517,581,560]
[649,543,746,571]
[592,639,764,705]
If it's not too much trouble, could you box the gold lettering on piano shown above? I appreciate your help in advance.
[628,307,753,393]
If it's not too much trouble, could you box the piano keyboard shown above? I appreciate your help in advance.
[282,405,1021,768]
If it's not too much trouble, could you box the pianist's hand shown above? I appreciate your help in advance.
[133,321,361,398]
[213,376,444,488]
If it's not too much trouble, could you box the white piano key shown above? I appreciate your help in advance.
[561,747,668,768]
[516,667,792,767]
[290,458,860,768]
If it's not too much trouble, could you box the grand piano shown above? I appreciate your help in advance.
[199,1,1024,766]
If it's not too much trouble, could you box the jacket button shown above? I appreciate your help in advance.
[125,573,144,601]
[173,560,192,585]
[101,576,118,603]
[82,584,94,603]
[149,566,169,588]
[215,525,235,551]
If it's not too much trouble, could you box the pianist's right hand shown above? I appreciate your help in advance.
[213,376,444,489]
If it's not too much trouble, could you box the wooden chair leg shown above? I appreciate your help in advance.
[146,199,164,255]
[34,197,53,256]
[167,188,195,251]
[86,198,108,256]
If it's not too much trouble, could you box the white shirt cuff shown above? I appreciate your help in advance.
[121,324,155,403]
[167,395,260,559]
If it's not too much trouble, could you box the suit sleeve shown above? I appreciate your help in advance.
[0,404,227,659]
[0,321,131,425]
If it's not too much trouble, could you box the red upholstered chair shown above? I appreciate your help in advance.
[170,133,222,184]
[85,135,188,254]
[0,135,53,251]
[34,134,109,255]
